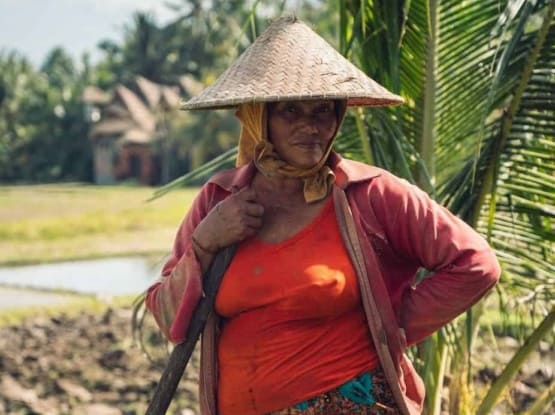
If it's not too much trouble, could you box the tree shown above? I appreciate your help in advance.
[41,47,77,90]
[0,48,92,182]
[336,1,554,413]
[0,51,46,181]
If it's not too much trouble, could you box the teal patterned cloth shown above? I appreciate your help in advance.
[293,372,376,410]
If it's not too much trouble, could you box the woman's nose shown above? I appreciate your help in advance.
[299,119,319,134]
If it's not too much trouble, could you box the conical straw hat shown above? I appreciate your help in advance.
[181,16,403,110]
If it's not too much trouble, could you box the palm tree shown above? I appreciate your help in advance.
[336,0,554,413]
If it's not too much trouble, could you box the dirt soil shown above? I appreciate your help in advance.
[0,307,199,415]
[0,307,552,415]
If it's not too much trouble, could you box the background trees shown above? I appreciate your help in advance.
[0,49,92,182]
[0,0,329,183]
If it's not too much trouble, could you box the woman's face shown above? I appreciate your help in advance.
[267,100,338,169]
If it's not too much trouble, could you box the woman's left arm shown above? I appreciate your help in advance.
[369,173,501,346]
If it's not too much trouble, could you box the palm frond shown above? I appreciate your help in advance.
[150,146,237,200]
[440,2,555,305]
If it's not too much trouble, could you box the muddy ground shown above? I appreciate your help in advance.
[0,306,552,415]
[0,307,199,415]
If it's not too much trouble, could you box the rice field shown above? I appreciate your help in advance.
[0,184,199,265]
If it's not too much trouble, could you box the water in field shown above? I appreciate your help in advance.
[0,256,164,296]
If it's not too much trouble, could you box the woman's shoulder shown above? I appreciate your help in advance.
[336,157,430,215]
[332,155,407,189]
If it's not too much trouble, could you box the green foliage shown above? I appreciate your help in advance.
[0,49,92,182]
[335,1,554,413]
[337,0,431,187]
[93,1,271,89]
[339,0,554,301]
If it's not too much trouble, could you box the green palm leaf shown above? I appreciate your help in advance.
[340,1,553,413]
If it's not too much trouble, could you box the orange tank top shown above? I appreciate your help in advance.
[215,198,378,415]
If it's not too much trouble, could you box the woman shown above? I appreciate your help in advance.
[146,17,500,415]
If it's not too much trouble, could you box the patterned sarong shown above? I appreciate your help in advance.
[268,366,401,415]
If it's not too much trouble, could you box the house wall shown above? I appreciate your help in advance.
[115,144,158,185]
[93,138,117,185]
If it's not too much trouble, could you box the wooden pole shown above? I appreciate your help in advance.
[146,245,237,415]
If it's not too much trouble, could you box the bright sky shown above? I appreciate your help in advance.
[0,0,176,66]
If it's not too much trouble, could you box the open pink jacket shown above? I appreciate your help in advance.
[146,153,501,415]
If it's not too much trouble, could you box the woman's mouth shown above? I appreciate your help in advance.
[294,140,320,149]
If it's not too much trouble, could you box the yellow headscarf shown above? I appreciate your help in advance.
[235,101,346,203]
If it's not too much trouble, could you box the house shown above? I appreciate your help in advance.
[83,76,197,185]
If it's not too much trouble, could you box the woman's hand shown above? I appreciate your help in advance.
[192,186,264,253]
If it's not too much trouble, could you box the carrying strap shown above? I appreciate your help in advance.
[333,186,411,415]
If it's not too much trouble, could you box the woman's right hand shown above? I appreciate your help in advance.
[192,186,264,253]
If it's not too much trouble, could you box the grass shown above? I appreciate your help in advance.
[0,290,138,326]
[0,184,200,266]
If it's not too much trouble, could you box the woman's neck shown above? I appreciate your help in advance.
[253,172,305,201]
[253,172,304,195]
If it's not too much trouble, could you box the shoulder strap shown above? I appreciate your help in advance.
[333,186,411,415]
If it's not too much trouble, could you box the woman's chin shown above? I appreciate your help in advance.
[289,158,321,169]
[284,153,325,169]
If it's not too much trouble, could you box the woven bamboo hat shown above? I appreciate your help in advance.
[181,16,403,110]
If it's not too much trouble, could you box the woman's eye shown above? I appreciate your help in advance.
[285,105,296,113]
[318,106,332,113]
[315,106,335,120]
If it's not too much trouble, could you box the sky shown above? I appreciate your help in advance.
[0,0,177,66]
